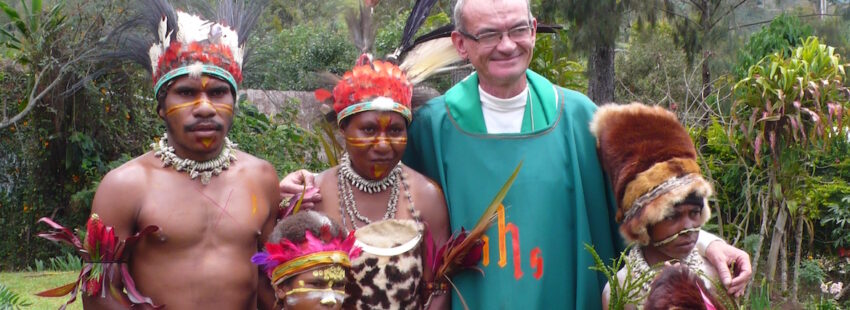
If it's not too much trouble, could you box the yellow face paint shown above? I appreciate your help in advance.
[201,76,209,89]
[201,138,214,148]
[372,165,388,179]
[345,137,407,148]
[165,99,234,116]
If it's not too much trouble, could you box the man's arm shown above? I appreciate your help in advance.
[83,167,144,309]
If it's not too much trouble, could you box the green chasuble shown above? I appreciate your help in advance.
[404,70,623,309]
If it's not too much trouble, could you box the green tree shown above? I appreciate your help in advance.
[735,13,813,79]
[662,0,748,122]
[540,0,663,105]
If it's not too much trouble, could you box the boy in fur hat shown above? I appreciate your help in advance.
[592,103,723,309]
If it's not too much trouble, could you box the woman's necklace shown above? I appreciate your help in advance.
[152,133,237,185]
[338,153,403,229]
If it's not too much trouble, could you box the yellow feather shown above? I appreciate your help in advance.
[400,37,462,85]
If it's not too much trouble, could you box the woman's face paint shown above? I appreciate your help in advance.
[276,264,348,310]
[340,111,408,180]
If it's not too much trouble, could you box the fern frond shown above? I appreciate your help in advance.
[0,283,33,309]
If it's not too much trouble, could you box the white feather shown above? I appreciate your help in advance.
[187,62,204,79]
[371,97,397,109]
[400,38,462,84]
[151,11,245,76]
[157,16,168,46]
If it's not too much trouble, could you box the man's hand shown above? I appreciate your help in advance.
[279,169,321,208]
[704,240,752,298]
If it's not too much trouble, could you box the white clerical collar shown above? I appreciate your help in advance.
[479,85,529,112]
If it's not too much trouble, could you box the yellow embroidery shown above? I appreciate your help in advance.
[311,265,346,282]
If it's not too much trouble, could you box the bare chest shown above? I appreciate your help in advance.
[135,172,272,249]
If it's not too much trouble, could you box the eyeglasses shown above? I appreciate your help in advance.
[458,25,534,48]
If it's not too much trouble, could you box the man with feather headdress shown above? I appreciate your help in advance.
[82,0,280,308]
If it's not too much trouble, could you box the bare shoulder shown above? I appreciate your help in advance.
[92,153,158,236]
[402,166,448,230]
[232,150,278,182]
[402,165,444,202]
[95,153,156,201]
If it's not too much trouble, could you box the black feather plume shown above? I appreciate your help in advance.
[398,0,439,52]
[391,0,438,60]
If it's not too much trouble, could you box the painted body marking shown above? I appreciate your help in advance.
[345,137,408,148]
[165,99,233,116]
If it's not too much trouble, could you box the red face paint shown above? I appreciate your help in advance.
[378,114,391,130]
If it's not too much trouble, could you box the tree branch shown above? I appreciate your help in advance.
[0,47,93,130]
[708,0,749,29]
[661,7,697,25]
[731,13,844,30]
[0,64,59,129]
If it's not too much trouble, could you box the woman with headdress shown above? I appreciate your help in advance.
[253,210,361,309]
[302,55,450,310]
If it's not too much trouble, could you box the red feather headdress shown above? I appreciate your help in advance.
[323,55,414,125]
[102,0,264,98]
[252,227,361,285]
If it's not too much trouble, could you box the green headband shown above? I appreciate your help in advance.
[337,97,412,126]
[154,64,238,97]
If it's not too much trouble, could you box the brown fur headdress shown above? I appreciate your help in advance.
[590,103,712,245]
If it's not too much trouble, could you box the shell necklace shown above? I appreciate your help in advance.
[152,133,237,185]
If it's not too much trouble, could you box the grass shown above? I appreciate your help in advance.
[0,271,82,310]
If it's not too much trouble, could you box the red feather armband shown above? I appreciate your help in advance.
[35,214,161,309]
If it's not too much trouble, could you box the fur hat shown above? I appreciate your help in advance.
[590,103,712,245]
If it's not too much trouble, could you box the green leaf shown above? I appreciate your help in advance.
[0,28,22,45]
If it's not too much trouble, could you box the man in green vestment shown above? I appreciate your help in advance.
[281,0,752,308]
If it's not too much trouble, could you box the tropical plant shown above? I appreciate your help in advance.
[228,98,327,175]
[0,0,87,129]
[530,29,586,93]
[585,244,655,310]
[0,283,32,309]
[799,258,827,286]
[733,35,850,294]
[821,196,850,248]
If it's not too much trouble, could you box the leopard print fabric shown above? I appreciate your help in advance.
[343,219,424,310]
